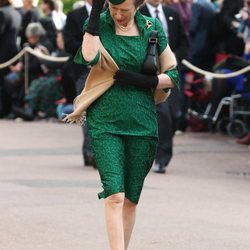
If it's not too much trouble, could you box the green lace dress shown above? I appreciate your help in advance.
[75,10,179,204]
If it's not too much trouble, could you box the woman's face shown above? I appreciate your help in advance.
[27,35,39,45]
[109,0,136,27]
[22,0,32,9]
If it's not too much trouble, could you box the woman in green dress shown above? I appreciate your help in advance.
[75,0,179,248]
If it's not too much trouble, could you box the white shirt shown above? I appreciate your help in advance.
[85,1,92,16]
[52,10,66,30]
[146,3,168,38]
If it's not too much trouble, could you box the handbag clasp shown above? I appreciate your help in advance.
[149,37,158,44]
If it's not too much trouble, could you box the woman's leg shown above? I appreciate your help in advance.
[89,135,126,248]
[122,136,157,248]
[104,193,125,250]
[123,198,137,250]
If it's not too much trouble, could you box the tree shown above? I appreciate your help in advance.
[62,0,74,13]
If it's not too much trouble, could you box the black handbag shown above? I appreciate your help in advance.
[142,30,160,75]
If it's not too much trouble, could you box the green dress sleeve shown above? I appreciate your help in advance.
[155,19,179,89]
[73,18,100,66]
[164,67,179,89]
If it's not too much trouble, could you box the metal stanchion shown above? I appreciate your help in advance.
[24,45,29,95]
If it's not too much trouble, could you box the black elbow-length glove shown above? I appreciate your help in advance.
[114,70,159,89]
[86,0,105,36]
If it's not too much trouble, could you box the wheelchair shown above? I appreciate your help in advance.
[202,56,250,138]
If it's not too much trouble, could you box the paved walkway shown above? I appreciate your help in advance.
[0,120,249,250]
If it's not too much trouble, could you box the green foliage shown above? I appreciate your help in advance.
[37,0,74,14]
[63,0,74,13]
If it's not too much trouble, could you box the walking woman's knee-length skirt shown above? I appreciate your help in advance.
[90,133,157,204]
[86,84,158,204]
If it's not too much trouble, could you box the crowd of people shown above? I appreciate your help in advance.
[0,0,249,153]
[1,1,249,248]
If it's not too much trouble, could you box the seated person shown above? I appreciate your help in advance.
[208,56,249,117]
[208,39,248,118]
[4,22,54,118]
[12,30,67,120]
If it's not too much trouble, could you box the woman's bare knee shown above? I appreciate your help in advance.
[124,198,137,208]
[105,193,125,208]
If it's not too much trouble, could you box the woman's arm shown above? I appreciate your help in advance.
[154,19,179,90]
[156,73,174,90]
[157,66,180,92]
[113,69,177,90]
[82,33,100,62]
[81,0,105,62]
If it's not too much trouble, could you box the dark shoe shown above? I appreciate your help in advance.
[12,106,34,121]
[236,133,250,145]
[4,112,16,119]
[84,154,97,169]
[153,163,166,174]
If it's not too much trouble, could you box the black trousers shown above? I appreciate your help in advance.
[155,87,180,167]
[0,69,11,117]
[75,70,94,161]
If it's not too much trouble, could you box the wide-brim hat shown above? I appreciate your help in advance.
[109,0,126,5]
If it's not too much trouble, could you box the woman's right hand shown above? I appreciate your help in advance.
[86,0,106,36]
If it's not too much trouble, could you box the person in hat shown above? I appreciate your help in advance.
[67,0,179,248]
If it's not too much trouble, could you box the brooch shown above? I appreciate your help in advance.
[145,20,152,29]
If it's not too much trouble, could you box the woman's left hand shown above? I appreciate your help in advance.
[114,70,174,90]
[114,70,158,89]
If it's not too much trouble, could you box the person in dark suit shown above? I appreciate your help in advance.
[63,0,92,94]
[63,0,96,168]
[39,0,57,48]
[0,0,21,117]
[140,0,189,173]
[190,0,215,70]
[19,0,40,48]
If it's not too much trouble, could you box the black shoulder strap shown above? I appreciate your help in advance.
[149,30,158,45]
